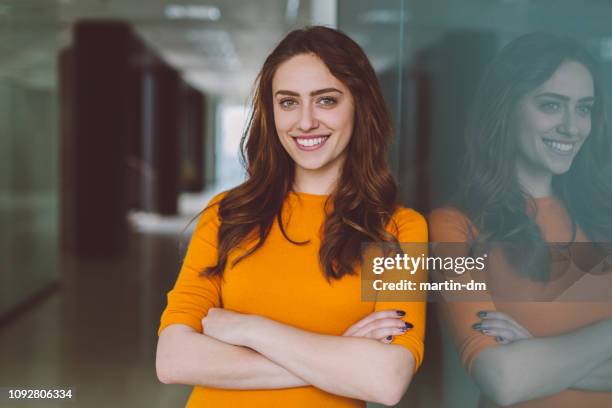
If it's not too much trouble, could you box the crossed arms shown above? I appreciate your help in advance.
[156,308,417,406]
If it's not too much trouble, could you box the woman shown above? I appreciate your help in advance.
[430,32,612,407]
[155,26,428,407]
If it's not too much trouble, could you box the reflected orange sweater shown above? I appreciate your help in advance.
[158,191,428,407]
[430,197,612,408]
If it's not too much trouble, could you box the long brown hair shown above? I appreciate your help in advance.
[201,26,399,280]
[458,32,612,280]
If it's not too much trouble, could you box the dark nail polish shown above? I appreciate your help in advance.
[396,310,406,316]
[404,322,413,329]
[496,336,504,342]
[386,335,393,341]
[478,311,487,318]
[472,323,482,330]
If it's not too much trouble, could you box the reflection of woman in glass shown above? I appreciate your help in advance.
[155,26,427,407]
[430,32,612,407]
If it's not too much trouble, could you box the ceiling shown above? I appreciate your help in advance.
[0,0,319,99]
[2,0,611,97]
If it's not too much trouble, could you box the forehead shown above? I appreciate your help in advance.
[530,60,594,99]
[272,53,347,94]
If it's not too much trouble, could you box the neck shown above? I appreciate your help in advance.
[515,159,553,198]
[293,155,345,195]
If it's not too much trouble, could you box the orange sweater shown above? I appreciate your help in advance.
[429,197,612,408]
[158,191,428,407]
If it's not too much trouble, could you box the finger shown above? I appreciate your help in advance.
[474,320,525,341]
[478,312,532,338]
[480,320,527,341]
[345,313,407,336]
[353,319,412,338]
[365,326,408,340]
[496,336,511,344]
[480,327,520,342]
[473,319,512,331]
[478,311,516,322]
[349,310,406,331]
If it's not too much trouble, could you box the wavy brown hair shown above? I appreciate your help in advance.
[200,26,399,280]
[457,32,612,280]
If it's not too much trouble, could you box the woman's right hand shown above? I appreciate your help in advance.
[343,310,413,343]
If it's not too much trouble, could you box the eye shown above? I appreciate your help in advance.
[539,101,561,113]
[317,96,338,107]
[576,104,593,117]
[279,98,298,109]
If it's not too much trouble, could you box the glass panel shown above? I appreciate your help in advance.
[0,1,60,317]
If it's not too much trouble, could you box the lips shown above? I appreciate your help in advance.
[292,135,330,151]
[542,138,576,155]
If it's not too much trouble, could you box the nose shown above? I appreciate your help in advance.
[298,104,318,132]
[557,110,579,139]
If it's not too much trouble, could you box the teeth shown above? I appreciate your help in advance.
[296,137,326,147]
[543,139,574,153]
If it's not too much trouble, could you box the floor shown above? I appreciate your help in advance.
[0,230,196,407]
[0,189,227,408]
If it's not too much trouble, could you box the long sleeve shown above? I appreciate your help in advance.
[158,194,225,335]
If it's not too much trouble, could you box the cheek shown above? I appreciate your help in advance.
[273,107,296,133]
[580,117,592,137]
[523,109,559,134]
[324,105,354,136]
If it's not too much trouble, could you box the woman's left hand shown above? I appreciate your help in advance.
[474,311,533,344]
[202,308,256,346]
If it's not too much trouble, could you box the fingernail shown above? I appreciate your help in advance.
[386,335,393,341]
[478,311,487,318]
[496,336,504,342]
[404,322,413,329]
[396,310,406,316]
[472,323,482,330]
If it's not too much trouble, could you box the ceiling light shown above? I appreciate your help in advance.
[164,5,221,21]
[360,9,409,24]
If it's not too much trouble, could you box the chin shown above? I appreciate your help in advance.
[548,161,574,175]
[294,160,330,172]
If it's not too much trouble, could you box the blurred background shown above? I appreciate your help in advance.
[0,0,610,407]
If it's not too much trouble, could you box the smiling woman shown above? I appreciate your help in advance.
[515,60,595,197]
[272,54,354,192]
[430,32,612,408]
[155,26,428,408]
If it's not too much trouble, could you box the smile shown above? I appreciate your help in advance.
[542,138,576,155]
[293,135,330,151]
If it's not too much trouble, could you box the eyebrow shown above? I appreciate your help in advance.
[274,87,343,97]
[534,92,595,103]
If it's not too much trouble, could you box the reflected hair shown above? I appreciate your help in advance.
[201,26,398,280]
[458,32,612,280]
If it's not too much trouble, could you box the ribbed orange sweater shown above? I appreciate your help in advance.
[158,191,428,407]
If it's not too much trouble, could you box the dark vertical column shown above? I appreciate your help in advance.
[59,47,75,253]
[124,48,144,211]
[154,66,180,215]
[73,21,131,257]
[203,95,216,187]
[180,85,205,192]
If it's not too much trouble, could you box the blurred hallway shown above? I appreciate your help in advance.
[0,189,225,407]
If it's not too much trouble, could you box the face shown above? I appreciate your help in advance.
[272,53,354,179]
[515,60,594,178]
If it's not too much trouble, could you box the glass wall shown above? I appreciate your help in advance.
[339,1,612,407]
[0,2,61,318]
[340,0,612,213]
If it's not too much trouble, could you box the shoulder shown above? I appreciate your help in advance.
[194,191,228,230]
[428,207,476,243]
[388,206,428,242]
